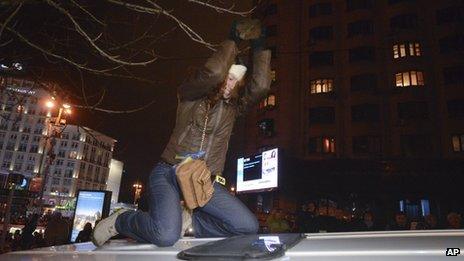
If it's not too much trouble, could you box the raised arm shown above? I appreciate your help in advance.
[178,40,238,101]
[237,49,272,114]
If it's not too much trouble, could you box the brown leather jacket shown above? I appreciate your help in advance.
[161,40,271,175]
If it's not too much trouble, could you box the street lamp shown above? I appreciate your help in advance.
[35,99,73,212]
[133,183,143,205]
[45,100,55,109]
[63,103,72,115]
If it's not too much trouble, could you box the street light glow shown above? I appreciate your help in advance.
[62,103,71,109]
[65,108,72,114]
[45,100,55,108]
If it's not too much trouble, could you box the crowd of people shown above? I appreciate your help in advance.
[0,211,92,253]
[1,203,462,253]
[263,202,463,233]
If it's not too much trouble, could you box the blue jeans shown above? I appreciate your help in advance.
[115,162,258,246]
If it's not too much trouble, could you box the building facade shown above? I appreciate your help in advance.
[44,125,115,205]
[238,0,464,214]
[107,159,124,204]
[0,75,116,206]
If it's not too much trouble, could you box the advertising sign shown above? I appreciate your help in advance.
[236,148,279,193]
[70,190,111,242]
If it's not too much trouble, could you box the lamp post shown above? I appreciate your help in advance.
[36,99,72,212]
[133,183,142,205]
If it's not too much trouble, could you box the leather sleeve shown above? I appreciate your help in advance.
[178,40,238,101]
[238,49,272,114]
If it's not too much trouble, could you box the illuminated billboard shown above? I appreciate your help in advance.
[71,190,111,242]
[236,148,279,193]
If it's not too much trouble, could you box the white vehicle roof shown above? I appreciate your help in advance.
[2,230,464,260]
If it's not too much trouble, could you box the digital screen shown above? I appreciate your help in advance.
[237,148,278,193]
[71,191,105,242]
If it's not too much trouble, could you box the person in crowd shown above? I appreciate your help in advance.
[266,208,291,233]
[0,231,13,253]
[307,202,317,215]
[424,214,439,230]
[295,203,310,232]
[44,212,70,246]
[20,213,40,250]
[334,209,347,232]
[409,218,426,230]
[358,211,378,231]
[92,20,271,247]
[316,206,339,232]
[341,210,363,232]
[76,223,93,243]
[33,231,46,248]
[304,202,319,233]
[387,212,409,231]
[11,230,22,251]
[285,212,296,232]
[446,212,462,229]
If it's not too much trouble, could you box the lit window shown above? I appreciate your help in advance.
[393,42,421,59]
[69,151,78,159]
[309,137,336,153]
[395,71,424,87]
[452,134,464,152]
[270,70,276,82]
[267,94,276,106]
[323,137,336,153]
[260,94,276,109]
[310,79,333,94]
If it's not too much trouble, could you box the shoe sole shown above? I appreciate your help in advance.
[91,208,127,247]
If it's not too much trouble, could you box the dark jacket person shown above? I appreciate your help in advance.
[92,21,271,247]
[76,223,93,243]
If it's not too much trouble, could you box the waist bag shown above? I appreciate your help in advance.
[176,158,214,209]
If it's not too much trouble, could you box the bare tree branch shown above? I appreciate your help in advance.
[106,0,217,50]
[0,38,12,47]
[46,0,158,66]
[78,68,89,107]
[70,0,106,27]
[1,22,123,73]
[72,98,156,114]
[0,2,23,39]
[3,24,157,84]
[91,87,106,109]
[187,0,255,16]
